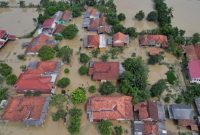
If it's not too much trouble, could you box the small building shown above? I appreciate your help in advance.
[182,45,200,60]
[40,18,56,35]
[83,34,106,49]
[188,60,200,84]
[168,104,198,131]
[86,95,133,122]
[134,100,165,121]
[84,7,100,19]
[0,30,16,48]
[195,97,200,115]
[25,34,57,55]
[15,61,61,94]
[139,35,168,48]
[53,24,65,35]
[88,61,121,81]
[60,10,72,24]
[2,96,51,126]
[111,32,129,47]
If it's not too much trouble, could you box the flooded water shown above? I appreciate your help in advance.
[114,0,158,31]
[0,8,38,37]
[165,0,200,36]
[8,0,41,6]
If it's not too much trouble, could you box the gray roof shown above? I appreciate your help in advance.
[157,122,167,135]
[168,104,193,120]
[133,121,144,135]
[27,61,38,69]
[157,102,166,121]
[195,97,200,115]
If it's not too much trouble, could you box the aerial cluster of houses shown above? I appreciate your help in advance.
[0,29,16,48]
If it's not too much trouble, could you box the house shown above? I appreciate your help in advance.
[84,7,100,19]
[2,96,50,126]
[15,61,61,94]
[168,104,198,131]
[139,35,168,48]
[147,47,162,56]
[88,61,121,81]
[25,34,57,55]
[133,121,167,135]
[134,100,165,121]
[86,95,133,122]
[195,97,200,115]
[83,34,106,48]
[182,45,200,60]
[40,18,56,35]
[60,10,72,24]
[108,32,129,47]
[188,60,200,84]
[52,11,63,22]
[53,24,65,35]
[0,30,16,48]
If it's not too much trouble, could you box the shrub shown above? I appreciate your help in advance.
[118,13,126,21]
[57,77,70,88]
[52,109,66,121]
[148,55,163,65]
[150,79,166,97]
[175,95,184,104]
[114,126,123,135]
[38,46,55,61]
[17,54,26,60]
[68,108,82,134]
[20,65,26,72]
[100,53,109,62]
[88,85,96,93]
[91,48,100,58]
[166,70,176,85]
[6,74,17,85]
[98,120,113,135]
[125,27,138,38]
[99,81,115,95]
[55,34,63,41]
[62,24,79,39]
[147,11,158,22]
[164,95,171,103]
[0,63,12,77]
[0,88,8,101]
[80,53,90,64]
[57,46,73,64]
[135,10,145,20]
[79,65,88,75]
[71,87,86,104]
[64,68,70,73]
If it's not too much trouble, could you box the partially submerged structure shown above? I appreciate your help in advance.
[86,95,133,122]
[83,34,106,49]
[182,45,200,60]
[2,96,51,126]
[108,32,129,47]
[188,60,200,84]
[0,30,16,48]
[15,61,61,94]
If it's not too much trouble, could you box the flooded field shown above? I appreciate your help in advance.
[114,0,158,31]
[166,0,200,36]
[0,8,38,37]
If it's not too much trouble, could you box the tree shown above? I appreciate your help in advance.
[64,68,70,73]
[175,95,184,104]
[17,54,26,61]
[183,84,200,104]
[150,79,166,97]
[79,65,88,75]
[166,69,176,85]
[98,120,113,135]
[6,74,17,85]
[52,109,66,121]
[148,55,163,65]
[38,46,55,61]
[108,47,123,59]
[55,34,63,41]
[135,10,145,21]
[70,4,82,17]
[57,77,70,88]
[45,6,57,16]
[91,48,100,58]
[100,53,109,62]
[71,87,86,104]
[118,13,126,21]
[0,88,8,102]
[114,126,123,135]
[106,13,119,25]
[88,85,96,93]
[50,94,67,109]
[37,14,50,24]
[147,11,158,22]
[192,33,200,44]
[112,24,126,33]
[125,27,138,38]
[99,81,115,95]
[80,53,90,64]
[57,46,73,64]
[62,24,79,39]
[0,63,12,77]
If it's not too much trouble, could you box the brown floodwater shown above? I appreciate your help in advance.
[114,0,158,31]
[165,0,200,36]
[0,8,38,37]
[8,0,41,6]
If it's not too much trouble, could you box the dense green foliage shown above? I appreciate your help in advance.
[166,69,176,85]
[91,48,100,58]
[0,88,8,102]
[100,53,109,62]
[148,55,163,64]
[70,4,82,17]
[88,85,96,93]
[98,120,113,135]
[17,54,26,61]
[125,27,138,38]
[68,108,82,135]
[52,109,66,121]
[108,47,123,59]
[57,46,73,64]
[62,24,79,39]
[57,77,70,88]
[150,79,166,97]
[135,10,145,21]
[50,94,67,109]
[55,34,63,41]
[71,87,86,104]
[147,11,158,22]
[80,53,90,64]
[99,81,115,95]
[175,95,184,104]
[6,74,17,85]
[0,63,12,77]
[64,68,70,73]
[79,65,88,75]
[192,33,200,44]
[118,13,126,21]
[38,46,55,61]
[183,85,200,104]
[0,76,3,85]
[114,126,123,135]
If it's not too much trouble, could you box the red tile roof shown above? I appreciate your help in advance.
[144,121,159,135]
[113,32,126,47]
[88,62,119,81]
[54,24,65,35]
[0,30,6,38]
[42,18,55,28]
[178,120,199,131]
[2,96,47,121]
[87,95,133,121]
[188,60,200,79]
[139,35,168,48]
[87,8,98,17]
[26,34,55,54]
[15,61,59,94]
[182,45,200,60]
[61,10,72,21]
[87,35,100,48]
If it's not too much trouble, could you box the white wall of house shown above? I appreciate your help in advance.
[190,77,200,84]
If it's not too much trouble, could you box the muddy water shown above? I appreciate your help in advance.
[8,0,41,6]
[165,0,200,36]
[114,0,157,31]
[0,8,38,37]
